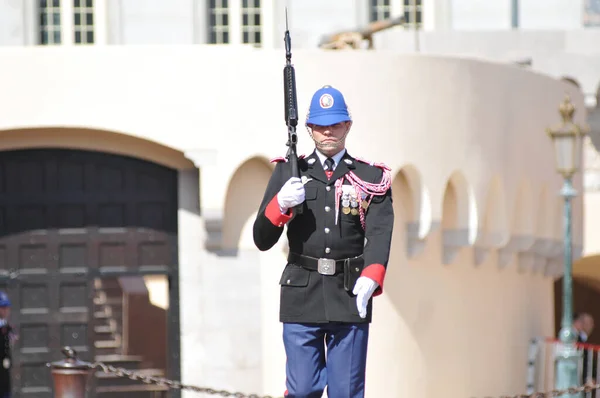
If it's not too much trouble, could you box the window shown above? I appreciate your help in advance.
[369,0,392,22]
[73,0,94,44]
[368,0,422,27]
[40,0,62,45]
[241,0,261,46]
[207,0,263,47]
[209,0,230,44]
[38,0,103,45]
[584,0,600,27]
[403,0,422,28]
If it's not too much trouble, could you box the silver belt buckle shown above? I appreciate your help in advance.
[317,258,336,275]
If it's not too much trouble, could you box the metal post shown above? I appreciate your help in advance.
[47,346,93,398]
[511,0,520,28]
[555,176,582,398]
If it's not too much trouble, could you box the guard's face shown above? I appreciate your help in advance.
[308,121,351,154]
[0,307,9,319]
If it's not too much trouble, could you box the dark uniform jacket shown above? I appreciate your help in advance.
[253,149,394,324]
[0,321,12,395]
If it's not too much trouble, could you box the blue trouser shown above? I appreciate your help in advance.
[282,322,370,398]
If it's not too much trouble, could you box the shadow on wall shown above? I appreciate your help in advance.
[366,166,428,397]
[441,170,477,265]
[222,156,274,254]
[220,146,569,277]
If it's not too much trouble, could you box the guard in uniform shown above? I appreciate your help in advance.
[0,292,14,398]
[253,85,394,398]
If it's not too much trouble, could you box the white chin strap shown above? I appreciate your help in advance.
[306,125,351,151]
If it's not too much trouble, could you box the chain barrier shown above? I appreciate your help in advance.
[87,360,284,398]
[86,356,600,398]
[472,383,600,398]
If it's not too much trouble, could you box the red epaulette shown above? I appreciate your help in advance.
[354,156,391,171]
[270,154,306,163]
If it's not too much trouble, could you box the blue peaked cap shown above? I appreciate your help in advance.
[0,291,10,307]
[306,85,352,126]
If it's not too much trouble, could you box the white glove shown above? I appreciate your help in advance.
[277,177,305,213]
[352,276,379,318]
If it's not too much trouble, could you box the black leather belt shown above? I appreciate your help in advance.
[288,252,363,276]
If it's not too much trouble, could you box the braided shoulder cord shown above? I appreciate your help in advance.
[339,166,392,230]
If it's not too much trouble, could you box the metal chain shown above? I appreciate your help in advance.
[472,382,600,398]
[88,357,600,398]
[88,361,284,398]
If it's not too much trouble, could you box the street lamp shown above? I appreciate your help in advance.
[546,95,587,397]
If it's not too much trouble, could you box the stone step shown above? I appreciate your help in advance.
[94,325,116,334]
[94,319,121,334]
[95,368,165,387]
[94,339,122,356]
[95,339,121,349]
[94,296,123,307]
[94,309,122,319]
[95,346,122,356]
[96,384,168,398]
[94,311,110,319]
[94,354,143,369]
[95,278,121,289]
[94,330,115,341]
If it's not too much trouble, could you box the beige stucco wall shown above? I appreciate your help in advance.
[584,192,600,256]
[0,46,585,397]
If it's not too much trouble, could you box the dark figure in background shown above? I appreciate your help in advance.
[0,292,15,398]
[574,312,596,387]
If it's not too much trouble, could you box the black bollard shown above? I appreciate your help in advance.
[47,346,93,398]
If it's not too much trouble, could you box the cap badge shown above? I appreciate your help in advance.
[319,93,334,109]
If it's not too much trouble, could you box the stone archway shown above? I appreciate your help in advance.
[554,254,600,344]
[0,127,198,398]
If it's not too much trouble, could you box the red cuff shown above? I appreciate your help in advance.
[361,263,386,296]
[265,195,292,227]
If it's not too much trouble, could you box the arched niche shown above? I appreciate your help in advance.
[441,170,477,265]
[0,127,196,170]
[548,195,566,274]
[474,176,509,266]
[221,156,273,253]
[502,177,536,270]
[391,165,430,258]
[480,176,510,247]
[561,76,582,90]
[513,178,535,237]
[529,184,561,274]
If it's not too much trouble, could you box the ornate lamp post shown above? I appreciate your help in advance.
[546,95,587,397]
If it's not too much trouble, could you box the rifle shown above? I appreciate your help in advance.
[283,8,303,215]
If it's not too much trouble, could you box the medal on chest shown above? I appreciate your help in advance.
[3,358,10,369]
[341,187,359,216]
[333,165,392,229]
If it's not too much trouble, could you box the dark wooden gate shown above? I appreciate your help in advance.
[0,148,180,397]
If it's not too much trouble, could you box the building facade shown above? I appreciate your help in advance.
[0,45,585,397]
[1,1,599,48]
[0,1,596,397]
